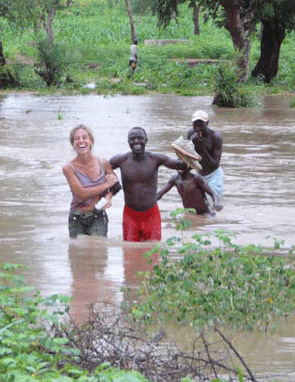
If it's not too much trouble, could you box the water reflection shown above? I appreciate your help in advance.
[68,238,123,323]
[0,93,295,379]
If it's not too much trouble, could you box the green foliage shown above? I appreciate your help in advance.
[0,0,295,95]
[213,64,261,107]
[0,262,149,382]
[0,0,40,29]
[130,214,295,331]
[36,39,71,86]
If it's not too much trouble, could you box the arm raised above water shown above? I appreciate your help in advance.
[63,163,117,200]
[157,175,177,201]
[102,158,122,196]
[156,153,187,170]
[194,174,223,211]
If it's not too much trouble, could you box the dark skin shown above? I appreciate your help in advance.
[109,127,187,212]
[187,120,222,176]
[157,168,223,216]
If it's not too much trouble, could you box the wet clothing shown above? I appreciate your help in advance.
[123,204,161,242]
[68,158,109,237]
[69,159,107,212]
[204,167,224,200]
[69,208,108,238]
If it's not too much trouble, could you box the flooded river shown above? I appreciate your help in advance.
[0,93,295,380]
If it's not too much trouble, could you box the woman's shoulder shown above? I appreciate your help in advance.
[63,159,77,173]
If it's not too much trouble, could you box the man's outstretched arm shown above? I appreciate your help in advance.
[157,176,176,200]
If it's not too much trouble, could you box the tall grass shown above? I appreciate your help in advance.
[1,0,295,96]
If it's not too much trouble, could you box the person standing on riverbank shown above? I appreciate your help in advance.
[157,167,223,216]
[63,124,121,238]
[129,38,138,77]
[187,110,224,200]
[109,127,187,242]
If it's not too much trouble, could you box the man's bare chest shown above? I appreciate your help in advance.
[121,160,158,182]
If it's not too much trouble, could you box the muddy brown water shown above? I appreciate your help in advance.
[0,93,295,380]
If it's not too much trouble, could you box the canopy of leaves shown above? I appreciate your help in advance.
[152,0,295,32]
[0,0,40,28]
[0,0,64,30]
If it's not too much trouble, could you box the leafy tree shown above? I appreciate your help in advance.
[151,0,295,83]
[0,0,68,87]
[0,0,40,87]
[250,0,295,83]
[151,0,200,34]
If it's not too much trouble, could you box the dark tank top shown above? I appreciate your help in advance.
[69,158,106,212]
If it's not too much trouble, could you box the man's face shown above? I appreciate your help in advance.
[128,128,147,154]
[193,120,207,137]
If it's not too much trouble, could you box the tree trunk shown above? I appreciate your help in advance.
[124,0,136,42]
[192,2,199,35]
[0,40,6,66]
[0,40,19,88]
[220,0,249,82]
[45,9,55,48]
[251,20,285,83]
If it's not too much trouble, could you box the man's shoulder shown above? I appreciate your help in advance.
[146,151,164,161]
[109,152,131,166]
[191,172,204,182]
[209,128,222,139]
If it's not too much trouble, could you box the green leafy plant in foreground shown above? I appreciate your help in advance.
[0,262,149,381]
[131,213,295,331]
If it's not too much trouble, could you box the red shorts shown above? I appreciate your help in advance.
[123,204,161,242]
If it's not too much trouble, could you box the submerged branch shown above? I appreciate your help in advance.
[59,302,261,381]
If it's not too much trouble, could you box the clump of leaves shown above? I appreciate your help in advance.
[212,64,260,107]
[0,262,148,381]
[131,216,295,331]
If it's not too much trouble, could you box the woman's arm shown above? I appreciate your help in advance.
[63,164,117,200]
[101,158,122,196]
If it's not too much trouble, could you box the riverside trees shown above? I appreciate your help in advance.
[0,0,66,88]
[151,0,295,83]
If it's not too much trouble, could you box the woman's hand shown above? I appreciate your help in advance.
[102,193,113,209]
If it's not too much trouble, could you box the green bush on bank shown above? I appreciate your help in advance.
[1,0,295,97]
[129,222,295,332]
[0,262,149,382]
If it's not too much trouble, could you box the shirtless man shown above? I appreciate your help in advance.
[187,110,224,200]
[109,127,187,242]
[157,167,223,216]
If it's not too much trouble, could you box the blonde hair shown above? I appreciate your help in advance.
[70,124,94,146]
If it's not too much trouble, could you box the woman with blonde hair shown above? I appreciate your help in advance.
[63,124,121,238]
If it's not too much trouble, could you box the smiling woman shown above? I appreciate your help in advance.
[63,124,121,238]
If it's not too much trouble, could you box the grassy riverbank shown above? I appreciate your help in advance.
[1,0,295,99]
